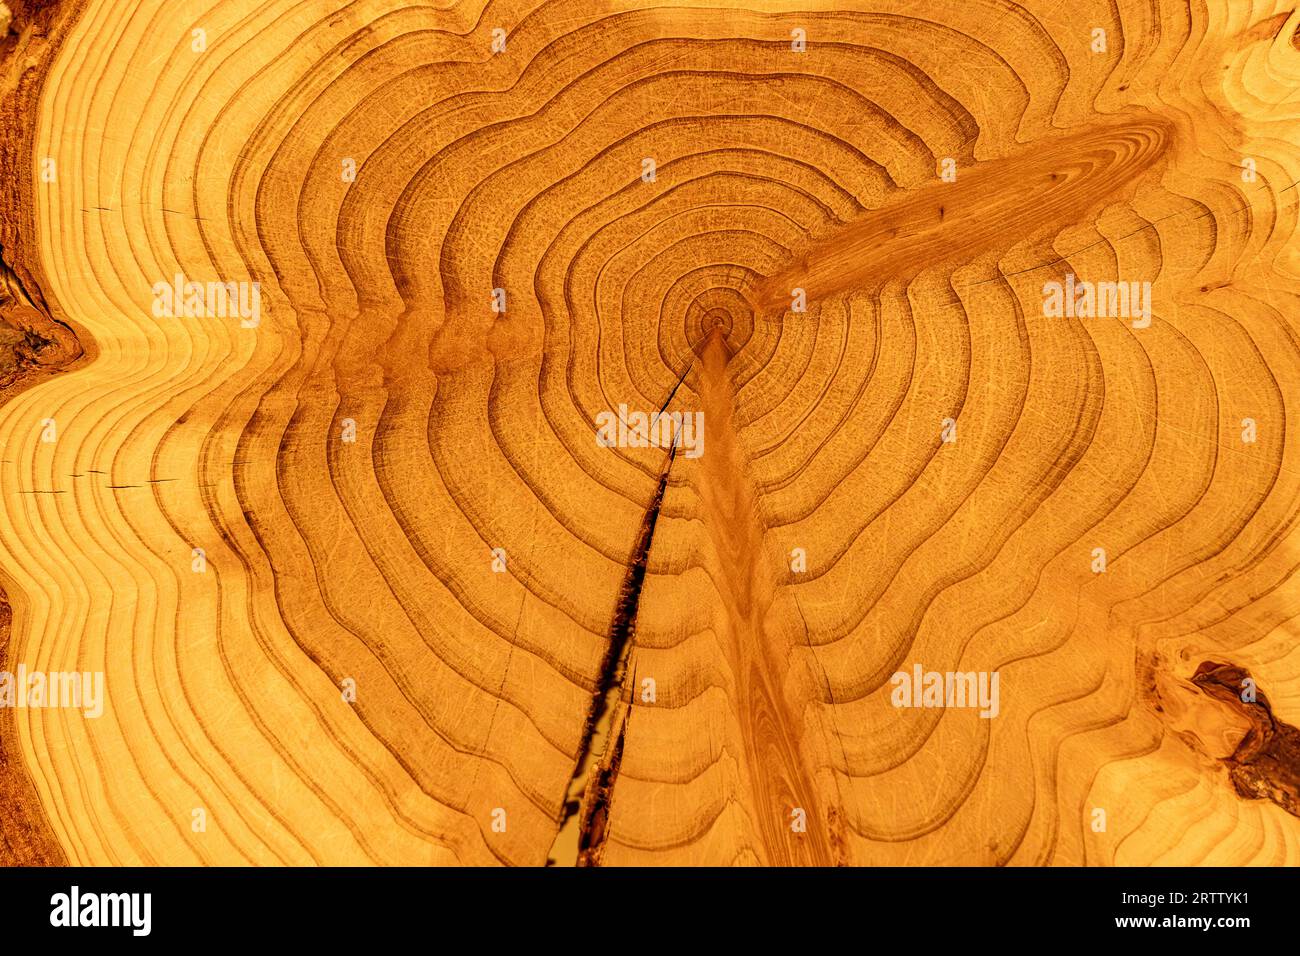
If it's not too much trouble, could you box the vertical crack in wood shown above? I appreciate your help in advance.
[548,370,691,865]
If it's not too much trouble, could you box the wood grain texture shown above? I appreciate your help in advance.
[0,0,85,866]
[0,0,1299,867]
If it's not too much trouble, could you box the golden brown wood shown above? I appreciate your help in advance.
[0,0,1298,867]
